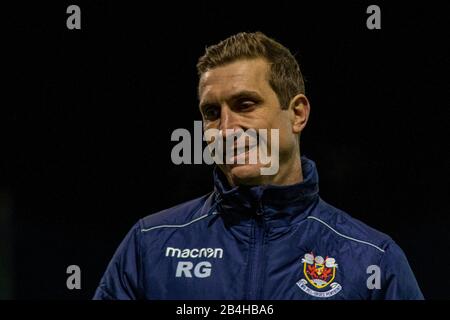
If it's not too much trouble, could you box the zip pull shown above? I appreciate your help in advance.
[255,187,266,216]
[256,201,264,216]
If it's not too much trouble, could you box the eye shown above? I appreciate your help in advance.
[203,105,220,121]
[241,101,254,107]
[238,100,256,110]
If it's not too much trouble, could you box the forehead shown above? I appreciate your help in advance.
[199,58,271,101]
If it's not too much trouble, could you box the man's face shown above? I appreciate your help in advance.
[198,58,300,186]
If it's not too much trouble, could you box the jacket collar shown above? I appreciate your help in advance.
[213,156,320,227]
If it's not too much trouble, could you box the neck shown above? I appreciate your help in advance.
[270,152,303,186]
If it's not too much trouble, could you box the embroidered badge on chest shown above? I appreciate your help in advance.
[296,252,342,298]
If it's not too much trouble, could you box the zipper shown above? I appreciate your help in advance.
[246,201,266,299]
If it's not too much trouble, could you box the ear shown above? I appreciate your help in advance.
[289,94,310,134]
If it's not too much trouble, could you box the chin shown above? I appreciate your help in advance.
[228,164,264,186]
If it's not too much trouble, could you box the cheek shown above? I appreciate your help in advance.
[269,119,296,151]
[275,131,295,152]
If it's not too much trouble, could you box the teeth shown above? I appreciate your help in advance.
[225,144,258,164]
[234,146,246,156]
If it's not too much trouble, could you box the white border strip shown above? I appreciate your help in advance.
[141,212,216,233]
[307,216,385,253]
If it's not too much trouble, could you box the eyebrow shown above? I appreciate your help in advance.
[229,90,263,102]
[199,90,263,110]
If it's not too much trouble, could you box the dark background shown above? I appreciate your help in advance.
[1,1,449,299]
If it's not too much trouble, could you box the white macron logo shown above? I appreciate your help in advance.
[165,247,224,259]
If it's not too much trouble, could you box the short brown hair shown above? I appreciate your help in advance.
[197,32,305,109]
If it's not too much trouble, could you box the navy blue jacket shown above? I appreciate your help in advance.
[94,157,424,300]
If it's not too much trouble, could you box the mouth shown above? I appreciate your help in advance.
[225,143,258,165]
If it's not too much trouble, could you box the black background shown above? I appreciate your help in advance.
[2,1,449,299]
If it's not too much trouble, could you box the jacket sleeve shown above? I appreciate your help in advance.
[373,241,424,300]
[93,221,143,300]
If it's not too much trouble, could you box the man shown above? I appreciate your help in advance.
[93,32,423,300]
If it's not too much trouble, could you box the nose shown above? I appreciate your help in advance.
[219,106,241,138]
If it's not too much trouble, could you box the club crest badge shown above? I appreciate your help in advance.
[296,252,342,298]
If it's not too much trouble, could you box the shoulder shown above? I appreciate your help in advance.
[138,192,216,233]
[307,198,394,254]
